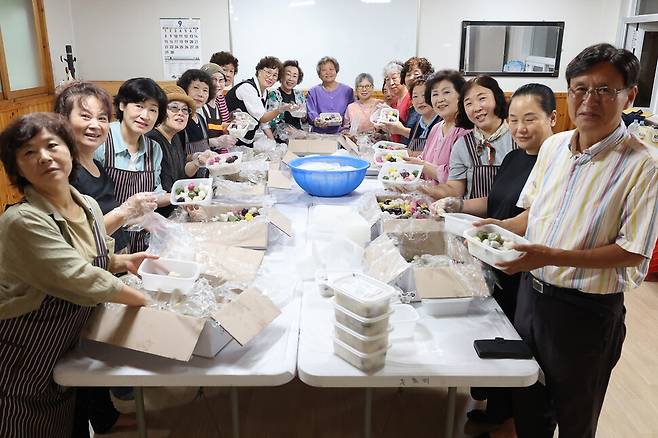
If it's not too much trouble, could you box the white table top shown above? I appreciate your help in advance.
[298,289,539,388]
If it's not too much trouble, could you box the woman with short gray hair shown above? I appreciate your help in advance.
[340,73,382,136]
[305,56,354,134]
[382,61,410,142]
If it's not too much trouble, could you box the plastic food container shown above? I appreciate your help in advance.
[138,257,201,294]
[332,272,396,318]
[389,304,419,339]
[372,140,407,153]
[378,162,423,191]
[289,104,307,118]
[318,112,342,126]
[334,321,391,354]
[315,270,353,298]
[333,300,392,337]
[422,297,475,317]
[333,337,388,372]
[288,155,369,197]
[370,107,400,125]
[207,151,243,177]
[443,213,481,236]
[170,178,214,206]
[227,122,249,139]
[463,224,529,266]
[372,149,409,167]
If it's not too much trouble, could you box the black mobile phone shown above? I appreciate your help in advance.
[473,337,533,359]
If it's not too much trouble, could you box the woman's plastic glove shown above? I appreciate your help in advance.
[115,192,158,222]
[430,197,463,217]
[209,134,238,149]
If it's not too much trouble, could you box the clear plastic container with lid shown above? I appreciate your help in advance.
[333,337,388,372]
[138,257,201,294]
[334,321,391,354]
[463,224,529,266]
[443,212,481,236]
[332,272,396,318]
[333,300,392,337]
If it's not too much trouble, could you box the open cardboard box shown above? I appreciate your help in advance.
[287,137,338,155]
[188,205,293,250]
[364,232,471,301]
[83,288,281,361]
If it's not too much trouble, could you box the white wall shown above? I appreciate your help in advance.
[43,0,624,91]
[42,0,76,86]
[417,0,624,91]
[64,0,231,81]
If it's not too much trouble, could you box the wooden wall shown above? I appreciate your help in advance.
[0,89,573,212]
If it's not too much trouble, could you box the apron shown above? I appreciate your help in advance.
[464,132,517,199]
[0,199,110,438]
[104,129,156,253]
[184,117,211,178]
[201,104,226,139]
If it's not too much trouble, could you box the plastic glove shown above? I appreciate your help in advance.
[115,192,158,222]
[209,135,237,149]
[430,197,463,217]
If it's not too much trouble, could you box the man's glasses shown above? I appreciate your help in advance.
[168,104,191,115]
[568,86,626,101]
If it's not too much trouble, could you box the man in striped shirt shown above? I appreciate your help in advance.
[490,44,658,437]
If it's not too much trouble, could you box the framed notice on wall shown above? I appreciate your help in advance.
[160,18,202,80]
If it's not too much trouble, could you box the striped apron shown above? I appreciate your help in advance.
[183,118,211,178]
[464,132,518,199]
[104,129,156,253]
[0,199,110,438]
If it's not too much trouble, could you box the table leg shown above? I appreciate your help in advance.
[364,388,373,438]
[135,386,148,438]
[231,387,240,438]
[444,387,456,438]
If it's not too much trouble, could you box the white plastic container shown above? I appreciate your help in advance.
[463,224,529,266]
[170,178,214,206]
[138,257,201,294]
[422,297,475,317]
[333,337,388,372]
[333,300,392,337]
[443,213,481,236]
[389,304,419,339]
[372,148,409,167]
[207,151,243,177]
[227,121,249,139]
[370,106,400,125]
[318,112,342,126]
[378,162,423,191]
[332,272,395,318]
[315,269,354,298]
[372,140,407,153]
[334,321,391,354]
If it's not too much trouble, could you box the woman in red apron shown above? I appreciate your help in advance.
[94,78,170,253]
[0,113,151,438]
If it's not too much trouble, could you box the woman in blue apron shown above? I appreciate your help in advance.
[225,56,292,146]
[93,78,170,253]
[420,75,517,201]
[0,113,151,438]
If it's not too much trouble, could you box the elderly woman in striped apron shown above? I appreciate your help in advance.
[176,69,236,175]
[0,113,150,438]
[420,75,517,201]
[93,77,171,253]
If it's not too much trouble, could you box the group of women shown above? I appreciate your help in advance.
[0,47,560,438]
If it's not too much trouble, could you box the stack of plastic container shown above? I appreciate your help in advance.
[331,272,396,372]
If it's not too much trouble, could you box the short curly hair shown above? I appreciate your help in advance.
[176,69,216,105]
[209,51,239,73]
[401,57,434,88]
[280,60,304,85]
[317,56,339,75]
[0,112,79,190]
[255,56,283,75]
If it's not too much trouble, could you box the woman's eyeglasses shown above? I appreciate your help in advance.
[167,105,191,115]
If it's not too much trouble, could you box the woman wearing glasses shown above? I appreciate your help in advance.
[340,73,382,136]
[305,56,354,134]
[225,56,292,146]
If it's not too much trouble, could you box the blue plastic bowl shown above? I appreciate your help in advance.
[288,155,370,197]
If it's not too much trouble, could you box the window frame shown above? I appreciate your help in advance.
[0,0,54,102]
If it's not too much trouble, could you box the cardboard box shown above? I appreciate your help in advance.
[83,288,281,361]
[287,138,338,155]
[364,233,471,301]
[191,205,293,250]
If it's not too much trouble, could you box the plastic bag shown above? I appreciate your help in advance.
[138,212,198,259]
[274,123,309,142]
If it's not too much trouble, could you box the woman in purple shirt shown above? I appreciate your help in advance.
[306,56,354,134]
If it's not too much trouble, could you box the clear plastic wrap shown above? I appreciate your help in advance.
[213,179,267,200]
[140,212,197,259]
[275,123,309,142]
[445,233,496,297]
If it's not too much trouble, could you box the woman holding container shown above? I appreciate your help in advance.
[305,56,354,134]
[0,113,151,438]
